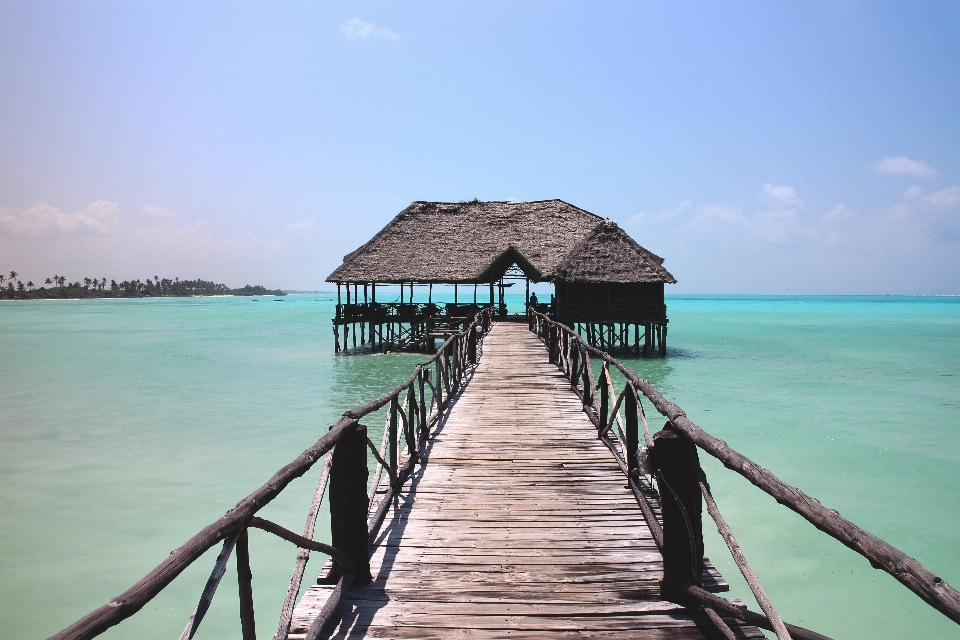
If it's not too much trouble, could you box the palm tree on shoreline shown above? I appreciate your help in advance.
[45,278,52,287]
[27,281,34,291]
[9,271,17,282]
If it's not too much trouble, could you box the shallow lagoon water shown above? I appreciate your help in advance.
[1,294,958,639]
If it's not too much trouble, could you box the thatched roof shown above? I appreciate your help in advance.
[554,220,676,284]
[327,200,676,285]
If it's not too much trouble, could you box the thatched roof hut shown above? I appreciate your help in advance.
[326,200,676,285]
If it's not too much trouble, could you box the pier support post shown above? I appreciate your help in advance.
[654,424,703,602]
[326,424,372,586]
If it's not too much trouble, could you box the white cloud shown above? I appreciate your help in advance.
[888,185,960,240]
[761,183,804,209]
[694,203,748,227]
[902,185,960,209]
[676,199,811,246]
[141,204,180,219]
[0,201,119,236]
[284,220,316,235]
[625,201,693,228]
[340,18,399,41]
[923,186,960,209]
[127,220,258,258]
[874,156,938,178]
[823,204,856,222]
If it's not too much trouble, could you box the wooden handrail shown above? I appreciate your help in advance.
[528,309,960,626]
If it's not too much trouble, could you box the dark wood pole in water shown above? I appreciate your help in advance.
[371,283,376,303]
[428,283,432,303]
[653,424,704,602]
[337,283,341,306]
[236,528,256,640]
[326,424,372,586]
[474,284,477,304]
[454,283,458,305]
[489,282,494,307]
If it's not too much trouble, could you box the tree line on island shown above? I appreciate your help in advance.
[0,270,285,299]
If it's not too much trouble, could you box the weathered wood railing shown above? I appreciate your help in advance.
[49,308,493,640]
[529,309,960,639]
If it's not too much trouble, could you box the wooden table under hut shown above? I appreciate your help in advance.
[326,199,677,355]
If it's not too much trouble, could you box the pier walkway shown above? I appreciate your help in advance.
[289,322,761,639]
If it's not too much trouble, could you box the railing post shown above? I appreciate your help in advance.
[625,386,639,475]
[569,341,579,388]
[406,387,416,456]
[236,528,256,640]
[653,424,703,602]
[435,358,443,409]
[450,340,458,388]
[582,352,593,407]
[327,424,372,586]
[389,399,398,489]
[418,369,427,438]
[598,368,608,431]
[561,331,568,373]
[468,324,478,364]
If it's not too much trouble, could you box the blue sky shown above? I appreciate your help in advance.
[1,1,959,293]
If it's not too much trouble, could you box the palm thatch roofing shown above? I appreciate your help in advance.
[326,200,676,285]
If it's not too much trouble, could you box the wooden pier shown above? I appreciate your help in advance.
[289,322,760,639]
[51,310,960,640]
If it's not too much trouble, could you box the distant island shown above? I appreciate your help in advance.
[0,271,285,300]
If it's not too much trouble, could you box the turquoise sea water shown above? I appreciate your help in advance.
[1,294,958,639]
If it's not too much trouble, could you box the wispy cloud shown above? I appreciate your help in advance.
[625,201,693,228]
[284,220,316,235]
[891,185,960,220]
[761,183,804,209]
[874,156,938,178]
[823,203,856,222]
[141,204,180,219]
[0,201,119,236]
[340,18,399,41]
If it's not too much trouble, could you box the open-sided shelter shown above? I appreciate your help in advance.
[327,200,676,355]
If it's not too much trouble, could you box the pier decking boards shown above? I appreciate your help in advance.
[290,323,762,639]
